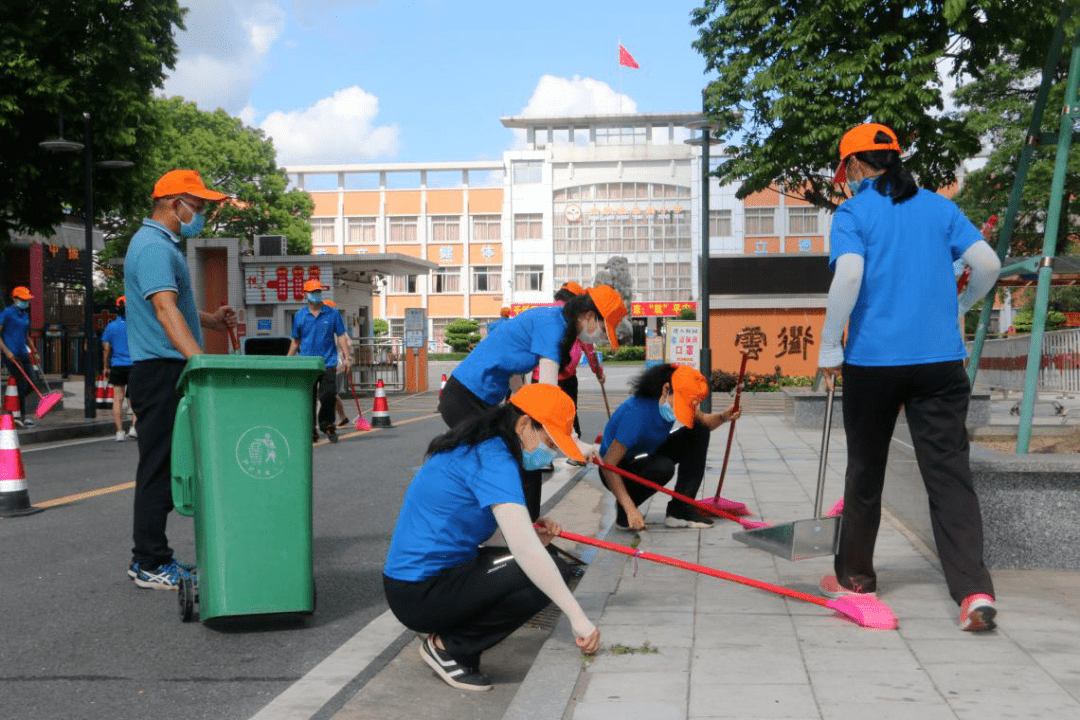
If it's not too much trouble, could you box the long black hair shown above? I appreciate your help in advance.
[426,403,541,470]
[851,131,918,204]
[558,294,600,371]
[630,363,677,399]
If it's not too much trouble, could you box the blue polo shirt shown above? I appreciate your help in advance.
[292,304,345,367]
[0,305,30,359]
[124,220,202,361]
[452,305,567,405]
[101,317,132,368]
[383,437,526,582]
[830,181,983,366]
[600,395,675,458]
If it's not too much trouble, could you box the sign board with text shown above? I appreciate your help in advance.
[244,263,334,305]
[665,321,701,371]
[404,308,426,348]
[630,301,697,318]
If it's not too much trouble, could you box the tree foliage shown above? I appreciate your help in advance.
[445,318,481,352]
[690,0,1064,211]
[594,256,634,303]
[0,0,184,245]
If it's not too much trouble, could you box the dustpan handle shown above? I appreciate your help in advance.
[813,385,835,517]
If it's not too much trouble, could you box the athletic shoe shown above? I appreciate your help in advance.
[13,418,24,428]
[115,431,126,442]
[133,558,196,591]
[419,635,492,691]
[22,418,35,428]
[323,424,339,444]
[336,417,351,428]
[127,561,140,580]
[818,575,876,599]
[127,426,138,439]
[665,507,714,529]
[959,593,997,632]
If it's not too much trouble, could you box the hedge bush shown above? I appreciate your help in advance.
[610,345,645,361]
[710,365,817,393]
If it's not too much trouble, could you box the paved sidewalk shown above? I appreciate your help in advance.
[505,413,1080,720]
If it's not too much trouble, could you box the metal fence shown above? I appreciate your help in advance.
[348,335,405,394]
[968,327,1080,395]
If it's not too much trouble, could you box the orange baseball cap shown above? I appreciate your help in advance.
[834,123,902,184]
[670,365,709,427]
[323,300,336,307]
[561,281,585,296]
[303,278,329,292]
[586,285,628,350]
[11,286,33,301]
[509,384,585,462]
[117,295,126,306]
[151,170,229,201]
[500,306,512,318]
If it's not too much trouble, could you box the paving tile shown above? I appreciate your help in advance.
[573,701,686,720]
[692,647,809,685]
[687,682,819,718]
[818,701,956,720]
[579,670,688,704]
[600,622,695,649]
[584,644,690,674]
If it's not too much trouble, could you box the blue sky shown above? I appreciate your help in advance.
[162,0,713,167]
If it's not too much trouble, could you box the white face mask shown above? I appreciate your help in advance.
[578,318,606,345]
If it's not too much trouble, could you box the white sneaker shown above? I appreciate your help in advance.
[22,418,35,428]
[127,426,138,439]
[115,431,126,442]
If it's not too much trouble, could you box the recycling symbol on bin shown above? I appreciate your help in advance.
[236,426,290,479]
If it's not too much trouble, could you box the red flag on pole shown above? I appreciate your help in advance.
[618,45,639,69]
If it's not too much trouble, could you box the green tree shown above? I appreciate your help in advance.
[0,0,184,246]
[690,0,1063,211]
[679,307,697,320]
[1013,306,1066,333]
[372,318,389,336]
[445,319,481,352]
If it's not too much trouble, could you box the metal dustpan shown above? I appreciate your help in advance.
[732,385,841,561]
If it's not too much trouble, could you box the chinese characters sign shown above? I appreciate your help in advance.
[630,301,697,318]
[733,324,815,361]
[734,326,769,360]
[244,264,334,304]
[665,321,701,371]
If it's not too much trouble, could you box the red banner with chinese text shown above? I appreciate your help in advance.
[631,301,697,317]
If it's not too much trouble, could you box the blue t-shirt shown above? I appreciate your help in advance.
[829,182,983,367]
[600,395,675,458]
[0,305,30,359]
[291,305,345,367]
[383,437,526,582]
[124,220,203,361]
[452,305,566,405]
[101,317,132,368]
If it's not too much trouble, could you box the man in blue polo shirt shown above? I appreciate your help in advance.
[0,286,35,427]
[288,278,351,443]
[124,169,236,592]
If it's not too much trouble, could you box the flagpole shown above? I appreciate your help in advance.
[617,38,623,113]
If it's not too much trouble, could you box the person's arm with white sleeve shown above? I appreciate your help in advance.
[817,253,864,390]
[957,240,1001,315]
[491,503,601,654]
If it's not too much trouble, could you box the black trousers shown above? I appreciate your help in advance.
[558,374,581,437]
[384,546,569,669]
[438,375,542,521]
[838,361,994,604]
[312,368,337,433]
[600,422,711,524]
[2,354,31,417]
[129,359,186,568]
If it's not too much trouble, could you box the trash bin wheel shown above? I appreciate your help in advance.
[179,577,195,622]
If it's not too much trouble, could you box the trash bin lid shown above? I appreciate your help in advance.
[176,354,326,394]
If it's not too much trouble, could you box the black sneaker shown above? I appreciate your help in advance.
[665,507,714,529]
[322,425,338,444]
[419,636,492,691]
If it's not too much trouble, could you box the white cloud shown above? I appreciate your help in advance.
[511,75,636,148]
[238,105,257,126]
[260,86,400,164]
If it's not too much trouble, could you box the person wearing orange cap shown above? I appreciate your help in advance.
[439,284,628,519]
[287,279,351,443]
[484,306,513,339]
[322,300,354,428]
[101,296,137,441]
[817,123,1000,631]
[123,169,237,592]
[0,286,36,427]
[598,363,739,530]
[384,384,600,691]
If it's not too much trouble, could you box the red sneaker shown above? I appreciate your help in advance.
[818,575,876,599]
[959,593,997,631]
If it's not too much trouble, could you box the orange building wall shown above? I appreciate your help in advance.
[743,187,781,207]
[347,244,381,254]
[428,295,465,316]
[471,295,504,317]
[783,237,825,253]
[743,237,781,254]
[469,189,502,213]
[385,190,421,215]
[310,192,338,217]
[386,296,423,315]
[427,190,464,215]
[343,192,379,215]
[427,245,463,264]
[710,308,825,377]
[385,244,422,258]
[469,243,503,264]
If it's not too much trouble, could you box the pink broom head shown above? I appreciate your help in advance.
[824,594,898,630]
[699,496,753,516]
[35,392,63,419]
[827,497,844,517]
[738,519,771,529]
[355,415,372,432]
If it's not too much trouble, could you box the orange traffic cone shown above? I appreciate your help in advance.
[2,377,20,423]
[439,374,447,396]
[0,413,42,517]
[371,379,392,427]
[106,382,115,407]
[95,374,108,409]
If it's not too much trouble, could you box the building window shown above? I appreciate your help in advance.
[311,218,336,246]
[431,317,453,352]
[431,266,460,293]
[388,216,418,243]
[514,265,544,292]
[389,274,418,293]
[472,215,501,241]
[389,318,405,339]
[347,217,376,245]
[472,265,502,292]
[745,207,775,235]
[595,126,647,145]
[513,161,542,184]
[430,216,460,242]
[514,213,542,240]
[788,206,819,235]
[709,209,732,237]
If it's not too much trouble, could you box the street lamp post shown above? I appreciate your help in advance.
[40,112,132,418]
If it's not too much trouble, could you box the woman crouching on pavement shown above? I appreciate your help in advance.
[599,363,739,531]
[383,384,601,691]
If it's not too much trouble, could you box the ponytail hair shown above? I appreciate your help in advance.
[558,294,599,371]
[853,131,917,204]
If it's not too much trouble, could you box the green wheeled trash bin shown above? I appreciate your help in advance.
[171,355,326,623]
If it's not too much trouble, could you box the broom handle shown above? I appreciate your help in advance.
[812,385,835,517]
[557,529,828,608]
[595,459,754,528]
[8,354,45,400]
[713,351,749,501]
[600,381,612,419]
[346,366,364,415]
[220,301,240,352]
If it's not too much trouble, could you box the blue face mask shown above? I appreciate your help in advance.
[659,399,677,423]
[847,181,862,196]
[15,300,29,310]
[522,443,557,471]
[178,199,207,238]
[307,293,323,304]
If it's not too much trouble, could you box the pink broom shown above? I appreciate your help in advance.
[346,370,372,431]
[699,350,753,516]
[557,528,897,630]
[594,459,770,530]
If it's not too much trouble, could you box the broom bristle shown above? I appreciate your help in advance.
[739,519,771,530]
[355,415,372,431]
[699,496,753,516]
[827,497,844,517]
[825,594,898,630]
